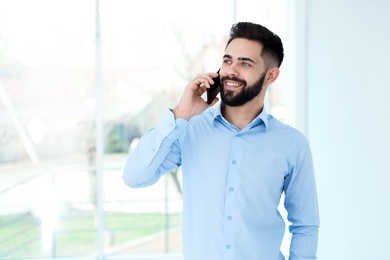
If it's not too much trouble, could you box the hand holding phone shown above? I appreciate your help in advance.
[207,69,221,105]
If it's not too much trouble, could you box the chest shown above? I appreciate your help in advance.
[180,128,291,188]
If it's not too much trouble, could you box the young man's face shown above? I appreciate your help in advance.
[220,38,268,107]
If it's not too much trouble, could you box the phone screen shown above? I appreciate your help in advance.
[207,70,221,105]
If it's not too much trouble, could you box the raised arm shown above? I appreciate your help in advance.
[123,72,219,188]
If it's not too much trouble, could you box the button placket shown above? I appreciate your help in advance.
[223,134,240,257]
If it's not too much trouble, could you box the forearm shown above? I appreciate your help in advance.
[289,225,319,260]
[122,109,187,188]
[123,132,180,187]
[286,185,319,259]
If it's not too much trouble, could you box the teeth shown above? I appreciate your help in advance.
[227,82,239,87]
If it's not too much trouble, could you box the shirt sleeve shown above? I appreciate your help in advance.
[122,109,188,188]
[284,134,320,260]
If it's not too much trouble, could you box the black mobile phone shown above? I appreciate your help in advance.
[207,70,221,105]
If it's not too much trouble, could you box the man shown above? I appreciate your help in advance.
[123,22,319,259]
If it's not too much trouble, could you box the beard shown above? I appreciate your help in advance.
[220,71,267,107]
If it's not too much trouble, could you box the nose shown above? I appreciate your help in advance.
[226,63,239,77]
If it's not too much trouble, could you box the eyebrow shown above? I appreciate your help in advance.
[223,54,256,64]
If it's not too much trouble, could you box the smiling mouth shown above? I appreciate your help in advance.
[224,81,243,90]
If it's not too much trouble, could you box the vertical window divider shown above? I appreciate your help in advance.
[95,0,105,259]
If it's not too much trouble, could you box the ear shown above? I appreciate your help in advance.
[265,67,280,86]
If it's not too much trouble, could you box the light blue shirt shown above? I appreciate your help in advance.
[123,105,319,260]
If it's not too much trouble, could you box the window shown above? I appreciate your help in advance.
[0,0,286,259]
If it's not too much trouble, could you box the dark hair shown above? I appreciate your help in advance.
[226,22,284,68]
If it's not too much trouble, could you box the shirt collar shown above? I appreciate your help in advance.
[213,103,269,132]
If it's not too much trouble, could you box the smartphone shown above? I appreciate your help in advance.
[206,70,221,105]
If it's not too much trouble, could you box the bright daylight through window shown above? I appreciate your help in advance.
[0,0,285,259]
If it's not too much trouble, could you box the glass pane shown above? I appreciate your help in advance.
[0,0,97,258]
[0,1,96,112]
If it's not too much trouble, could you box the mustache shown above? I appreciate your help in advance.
[220,76,246,85]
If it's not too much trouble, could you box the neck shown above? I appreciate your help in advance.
[222,98,264,130]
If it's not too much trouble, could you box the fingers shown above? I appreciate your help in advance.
[194,76,210,90]
[175,72,220,120]
[193,72,219,89]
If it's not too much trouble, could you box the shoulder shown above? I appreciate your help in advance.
[267,116,313,167]
[267,114,309,144]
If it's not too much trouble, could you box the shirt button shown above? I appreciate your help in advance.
[232,160,237,165]
[168,123,174,128]
[227,216,232,220]
[226,244,231,249]
[229,187,234,192]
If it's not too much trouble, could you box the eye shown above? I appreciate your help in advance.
[223,59,232,65]
[242,62,250,67]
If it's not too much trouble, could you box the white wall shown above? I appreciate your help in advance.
[305,0,390,259]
